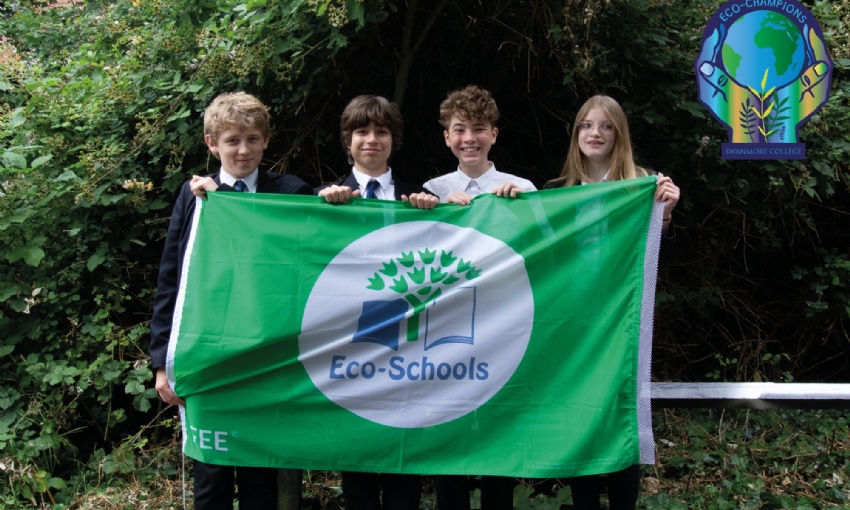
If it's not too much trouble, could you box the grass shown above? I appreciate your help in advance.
[30,409,850,509]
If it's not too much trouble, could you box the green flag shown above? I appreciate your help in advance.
[167,176,662,477]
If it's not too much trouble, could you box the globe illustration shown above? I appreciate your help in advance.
[721,11,805,90]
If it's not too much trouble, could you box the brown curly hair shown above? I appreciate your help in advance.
[438,85,500,129]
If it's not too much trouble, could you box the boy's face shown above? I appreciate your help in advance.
[205,127,269,179]
[348,122,392,176]
[443,115,498,175]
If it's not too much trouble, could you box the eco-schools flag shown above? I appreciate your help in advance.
[167,176,662,477]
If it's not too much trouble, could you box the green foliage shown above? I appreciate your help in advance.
[648,409,850,509]
[0,0,388,505]
[1,0,849,506]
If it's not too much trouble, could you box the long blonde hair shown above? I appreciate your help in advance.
[551,95,647,187]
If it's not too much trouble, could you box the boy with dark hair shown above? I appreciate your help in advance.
[150,91,312,510]
[316,95,436,510]
[317,94,438,208]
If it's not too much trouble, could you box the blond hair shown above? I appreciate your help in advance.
[552,95,647,187]
[203,92,271,143]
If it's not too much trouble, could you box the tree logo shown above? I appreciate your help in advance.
[298,221,534,428]
[353,248,481,351]
[695,0,833,160]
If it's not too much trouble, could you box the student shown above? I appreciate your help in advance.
[424,84,536,205]
[543,94,679,510]
[150,91,312,510]
[425,84,533,510]
[316,94,437,510]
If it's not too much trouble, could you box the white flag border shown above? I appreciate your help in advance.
[638,199,664,464]
[166,197,205,451]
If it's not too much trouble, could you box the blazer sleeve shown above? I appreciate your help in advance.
[149,182,197,370]
[313,174,355,195]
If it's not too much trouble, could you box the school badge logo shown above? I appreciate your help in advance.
[695,0,833,160]
[299,221,534,428]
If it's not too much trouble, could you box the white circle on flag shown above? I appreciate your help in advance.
[299,221,534,428]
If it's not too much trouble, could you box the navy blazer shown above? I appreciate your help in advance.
[149,170,312,370]
[314,172,431,200]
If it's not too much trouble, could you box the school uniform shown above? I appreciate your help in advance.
[150,168,312,510]
[314,167,430,510]
[424,164,537,202]
[315,167,429,202]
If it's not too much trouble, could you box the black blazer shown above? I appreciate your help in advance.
[149,170,312,369]
[314,172,431,200]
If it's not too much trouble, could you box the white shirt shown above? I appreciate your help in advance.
[424,165,536,203]
[352,167,396,200]
[219,167,259,193]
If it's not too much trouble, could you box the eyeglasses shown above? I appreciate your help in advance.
[578,122,615,134]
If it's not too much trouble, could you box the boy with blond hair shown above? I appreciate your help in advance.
[150,91,311,510]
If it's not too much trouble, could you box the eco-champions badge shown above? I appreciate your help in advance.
[695,0,833,160]
[298,221,533,428]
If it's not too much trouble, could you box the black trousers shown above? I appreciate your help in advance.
[192,460,278,510]
[342,471,422,510]
[436,475,514,510]
[569,465,641,510]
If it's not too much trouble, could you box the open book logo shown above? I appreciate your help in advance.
[353,249,480,351]
[299,221,533,428]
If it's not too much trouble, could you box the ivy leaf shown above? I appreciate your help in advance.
[23,247,45,267]
[30,154,53,168]
[87,252,106,272]
[9,108,26,129]
[101,360,123,382]
[124,380,145,395]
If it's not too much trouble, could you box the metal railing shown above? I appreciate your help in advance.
[651,382,850,409]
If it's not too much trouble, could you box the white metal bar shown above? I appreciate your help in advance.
[651,382,850,409]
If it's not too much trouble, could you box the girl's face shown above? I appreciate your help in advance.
[577,107,616,163]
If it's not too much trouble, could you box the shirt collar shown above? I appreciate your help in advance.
[352,167,393,192]
[219,168,259,192]
[461,163,496,191]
